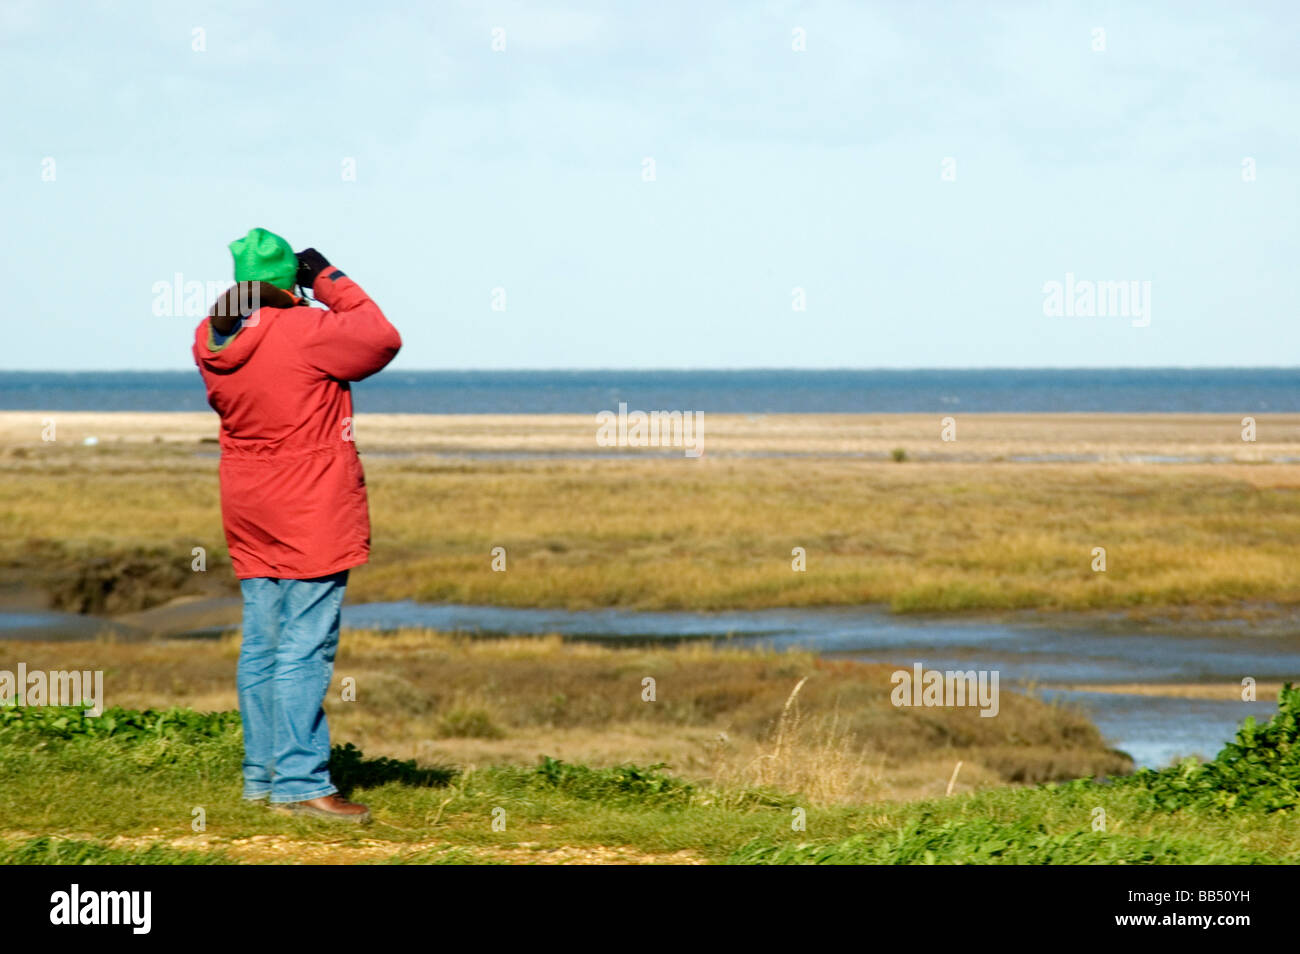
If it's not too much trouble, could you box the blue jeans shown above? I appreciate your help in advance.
[237,571,348,803]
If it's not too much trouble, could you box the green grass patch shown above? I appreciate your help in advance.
[0,836,233,865]
[4,694,1300,864]
[0,704,242,744]
[527,757,695,808]
[730,817,1277,865]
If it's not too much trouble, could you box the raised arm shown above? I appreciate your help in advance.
[295,252,402,381]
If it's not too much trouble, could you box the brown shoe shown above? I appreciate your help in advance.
[285,794,371,823]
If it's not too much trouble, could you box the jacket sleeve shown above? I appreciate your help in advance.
[298,267,402,381]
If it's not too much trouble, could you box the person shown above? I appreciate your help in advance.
[192,227,401,822]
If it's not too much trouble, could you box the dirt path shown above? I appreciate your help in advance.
[1,829,706,865]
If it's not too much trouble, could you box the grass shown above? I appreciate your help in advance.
[2,438,1299,616]
[0,632,1130,805]
[727,815,1285,865]
[0,837,234,865]
[3,414,1298,863]
[2,683,1299,864]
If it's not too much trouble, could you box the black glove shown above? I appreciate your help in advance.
[295,248,330,290]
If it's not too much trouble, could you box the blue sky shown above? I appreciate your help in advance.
[2,0,1296,370]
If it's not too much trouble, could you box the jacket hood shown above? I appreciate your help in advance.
[193,281,298,372]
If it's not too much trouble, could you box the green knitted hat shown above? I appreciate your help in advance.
[229,228,297,291]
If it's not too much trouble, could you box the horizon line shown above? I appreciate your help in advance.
[3,365,1298,375]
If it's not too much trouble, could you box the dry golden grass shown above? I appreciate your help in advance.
[1056,682,1288,700]
[1,411,1298,616]
[704,677,888,803]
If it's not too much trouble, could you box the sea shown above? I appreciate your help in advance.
[0,368,1295,414]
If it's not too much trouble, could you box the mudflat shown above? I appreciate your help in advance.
[3,410,1298,461]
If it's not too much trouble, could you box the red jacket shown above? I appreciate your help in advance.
[193,269,400,580]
